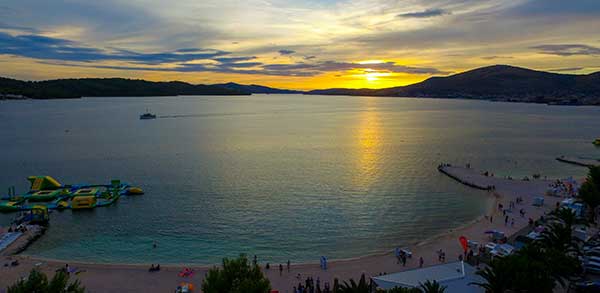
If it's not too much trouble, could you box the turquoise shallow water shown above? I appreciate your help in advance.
[0,95,598,264]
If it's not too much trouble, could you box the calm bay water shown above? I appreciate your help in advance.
[0,94,598,264]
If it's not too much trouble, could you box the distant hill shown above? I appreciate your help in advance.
[214,82,302,94]
[308,65,600,105]
[3,65,600,104]
[0,77,248,99]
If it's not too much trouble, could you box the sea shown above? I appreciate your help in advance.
[0,94,598,264]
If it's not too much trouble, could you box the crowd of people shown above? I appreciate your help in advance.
[293,276,327,293]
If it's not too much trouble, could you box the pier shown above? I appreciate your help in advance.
[556,156,599,168]
[0,225,46,256]
[438,164,495,190]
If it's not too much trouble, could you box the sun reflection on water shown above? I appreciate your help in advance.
[353,98,383,190]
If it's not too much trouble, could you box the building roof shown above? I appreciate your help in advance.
[372,261,484,293]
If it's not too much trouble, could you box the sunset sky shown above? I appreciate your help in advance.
[1,0,600,90]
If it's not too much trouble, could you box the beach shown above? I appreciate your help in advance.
[0,165,569,292]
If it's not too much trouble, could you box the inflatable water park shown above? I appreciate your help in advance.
[0,176,143,213]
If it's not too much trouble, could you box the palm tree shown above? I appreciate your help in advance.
[338,274,370,293]
[548,207,586,230]
[588,166,600,187]
[470,259,512,293]
[385,287,421,293]
[579,166,600,223]
[516,244,580,290]
[539,222,580,255]
[419,280,446,293]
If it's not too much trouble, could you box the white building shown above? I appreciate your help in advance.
[372,261,485,293]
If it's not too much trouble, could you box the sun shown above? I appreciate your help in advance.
[363,71,391,82]
[365,72,379,81]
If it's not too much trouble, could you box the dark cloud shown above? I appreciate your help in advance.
[481,56,513,60]
[220,62,263,68]
[213,56,257,63]
[0,22,39,33]
[531,44,600,56]
[304,55,316,60]
[175,48,206,53]
[397,8,450,18]
[0,32,235,64]
[278,49,295,55]
[40,59,447,77]
[1,28,447,78]
[263,61,448,75]
[509,0,600,17]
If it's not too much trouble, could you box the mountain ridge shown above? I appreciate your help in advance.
[213,82,303,94]
[307,65,600,105]
[0,77,249,99]
[2,65,600,105]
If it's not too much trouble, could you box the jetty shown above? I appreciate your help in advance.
[438,164,495,190]
[556,156,599,168]
[0,225,46,256]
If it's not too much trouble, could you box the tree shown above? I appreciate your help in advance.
[516,244,580,290]
[338,274,370,293]
[579,180,600,222]
[419,280,446,293]
[383,287,421,293]
[472,218,582,293]
[540,222,580,255]
[470,258,513,293]
[548,207,586,230]
[7,269,84,293]
[201,254,271,293]
[588,166,600,187]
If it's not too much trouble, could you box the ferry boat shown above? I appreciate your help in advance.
[140,110,157,120]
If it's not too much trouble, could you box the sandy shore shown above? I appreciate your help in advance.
[0,165,567,292]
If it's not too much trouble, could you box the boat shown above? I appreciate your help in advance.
[594,138,600,146]
[140,110,157,120]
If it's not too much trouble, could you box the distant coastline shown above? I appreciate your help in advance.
[306,65,600,106]
[2,65,600,105]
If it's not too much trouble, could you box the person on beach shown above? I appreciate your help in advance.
[266,263,270,270]
[419,257,424,268]
[490,215,493,223]
[401,254,407,266]
[505,215,509,225]
[511,218,515,227]
[279,264,283,276]
[287,259,291,272]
